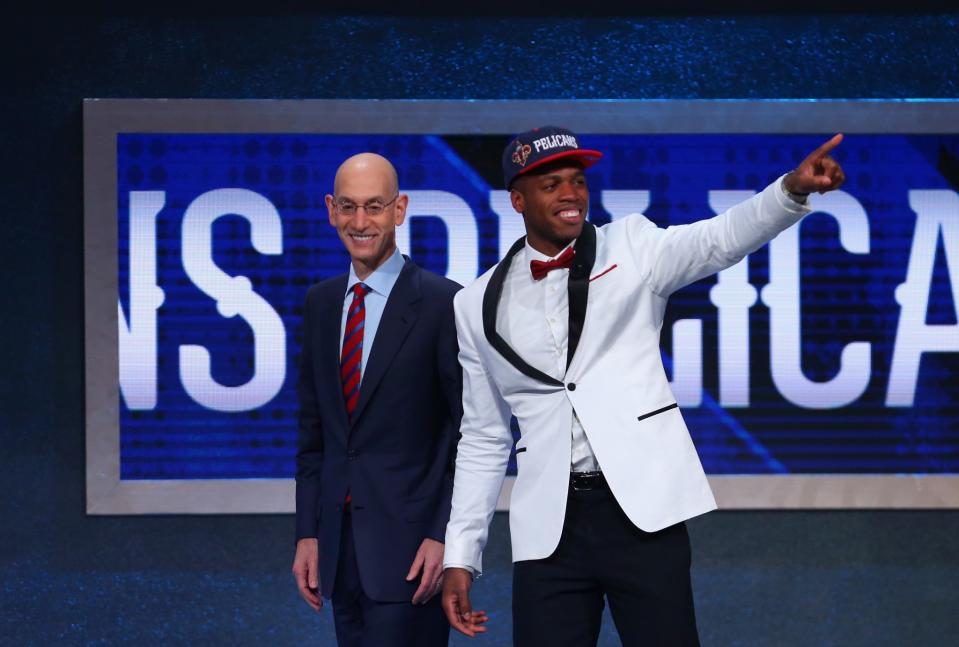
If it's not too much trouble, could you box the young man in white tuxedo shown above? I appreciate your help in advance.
[440,126,846,646]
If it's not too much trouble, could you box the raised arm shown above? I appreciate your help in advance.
[640,134,847,296]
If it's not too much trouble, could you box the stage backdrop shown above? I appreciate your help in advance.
[84,100,959,514]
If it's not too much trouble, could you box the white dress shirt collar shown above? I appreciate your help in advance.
[523,238,577,270]
[346,247,405,297]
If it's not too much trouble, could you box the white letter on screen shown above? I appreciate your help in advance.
[119,191,166,410]
[708,191,759,408]
[179,188,286,412]
[396,190,478,286]
[887,190,959,406]
[599,191,651,222]
[667,319,703,407]
[762,191,872,409]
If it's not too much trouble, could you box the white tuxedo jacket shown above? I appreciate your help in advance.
[444,177,810,573]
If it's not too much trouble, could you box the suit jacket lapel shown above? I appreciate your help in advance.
[566,222,596,369]
[350,259,420,426]
[320,275,351,439]
[482,236,564,387]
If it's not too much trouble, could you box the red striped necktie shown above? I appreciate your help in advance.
[341,282,371,421]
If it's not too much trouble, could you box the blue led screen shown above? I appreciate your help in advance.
[117,133,959,479]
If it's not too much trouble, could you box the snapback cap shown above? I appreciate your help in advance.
[502,125,603,189]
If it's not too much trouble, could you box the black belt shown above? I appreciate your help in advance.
[569,470,607,491]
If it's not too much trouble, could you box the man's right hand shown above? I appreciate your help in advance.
[292,538,322,612]
[442,567,488,637]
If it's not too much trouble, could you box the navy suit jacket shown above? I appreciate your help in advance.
[295,258,462,602]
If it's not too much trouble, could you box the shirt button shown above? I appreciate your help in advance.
[567,383,577,391]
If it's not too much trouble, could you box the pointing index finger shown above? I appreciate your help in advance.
[812,133,844,159]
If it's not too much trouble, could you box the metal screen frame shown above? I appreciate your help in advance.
[85,98,959,513]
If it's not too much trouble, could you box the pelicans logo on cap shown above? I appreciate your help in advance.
[511,141,532,167]
[501,125,604,189]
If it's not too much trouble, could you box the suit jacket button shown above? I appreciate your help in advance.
[567,383,576,391]
[348,450,358,460]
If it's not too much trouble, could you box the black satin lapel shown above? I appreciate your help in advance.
[482,235,564,387]
[321,275,351,437]
[566,222,596,369]
[350,260,419,426]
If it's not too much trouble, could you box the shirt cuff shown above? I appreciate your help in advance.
[444,563,478,579]
[780,175,810,205]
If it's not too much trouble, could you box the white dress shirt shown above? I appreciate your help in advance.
[497,239,600,473]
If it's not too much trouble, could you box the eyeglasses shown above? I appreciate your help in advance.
[332,194,399,216]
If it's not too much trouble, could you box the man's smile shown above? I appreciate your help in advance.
[556,208,583,221]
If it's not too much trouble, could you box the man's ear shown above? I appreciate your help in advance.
[509,188,524,215]
[325,194,336,226]
[393,193,409,227]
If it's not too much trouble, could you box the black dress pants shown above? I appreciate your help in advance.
[512,476,700,647]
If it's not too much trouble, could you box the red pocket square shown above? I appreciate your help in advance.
[589,264,618,282]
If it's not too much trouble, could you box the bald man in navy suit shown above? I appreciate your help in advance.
[292,153,467,646]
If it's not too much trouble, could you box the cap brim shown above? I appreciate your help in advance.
[515,149,604,180]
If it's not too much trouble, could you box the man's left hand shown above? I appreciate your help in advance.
[785,133,847,195]
[406,538,445,605]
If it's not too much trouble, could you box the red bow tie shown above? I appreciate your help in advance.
[530,247,576,280]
